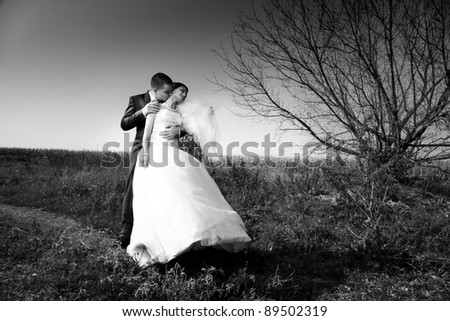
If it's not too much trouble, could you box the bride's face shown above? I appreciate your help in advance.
[172,86,188,102]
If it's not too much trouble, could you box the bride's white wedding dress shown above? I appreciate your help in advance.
[127,107,251,266]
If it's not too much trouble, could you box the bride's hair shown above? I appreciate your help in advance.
[172,82,188,93]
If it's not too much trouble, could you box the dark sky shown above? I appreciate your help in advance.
[0,0,304,153]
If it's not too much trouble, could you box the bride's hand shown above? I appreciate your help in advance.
[143,153,150,167]
[139,152,150,167]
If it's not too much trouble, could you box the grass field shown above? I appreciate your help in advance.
[0,147,449,300]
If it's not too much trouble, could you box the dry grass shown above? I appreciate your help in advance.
[0,147,449,300]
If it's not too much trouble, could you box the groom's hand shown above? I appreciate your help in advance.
[160,125,180,139]
[142,102,160,117]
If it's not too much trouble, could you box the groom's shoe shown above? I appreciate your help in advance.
[118,228,131,249]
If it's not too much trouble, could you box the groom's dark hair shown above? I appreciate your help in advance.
[151,72,173,89]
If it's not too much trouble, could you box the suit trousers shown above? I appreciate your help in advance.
[120,145,141,237]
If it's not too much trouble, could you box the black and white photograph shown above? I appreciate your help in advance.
[1,0,449,317]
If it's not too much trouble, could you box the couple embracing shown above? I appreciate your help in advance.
[119,72,251,267]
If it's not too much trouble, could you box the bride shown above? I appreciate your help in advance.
[127,82,251,266]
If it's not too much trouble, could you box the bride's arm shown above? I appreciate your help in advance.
[141,113,156,167]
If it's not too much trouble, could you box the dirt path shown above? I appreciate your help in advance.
[0,203,132,300]
[1,203,86,233]
[0,202,121,254]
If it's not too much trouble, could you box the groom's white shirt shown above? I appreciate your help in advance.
[149,90,157,103]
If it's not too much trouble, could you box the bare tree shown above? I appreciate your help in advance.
[214,0,450,176]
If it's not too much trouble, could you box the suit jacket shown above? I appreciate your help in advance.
[121,92,151,165]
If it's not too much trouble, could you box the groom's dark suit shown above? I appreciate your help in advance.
[121,92,152,165]
[119,91,154,248]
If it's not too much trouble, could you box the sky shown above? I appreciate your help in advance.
[0,0,309,155]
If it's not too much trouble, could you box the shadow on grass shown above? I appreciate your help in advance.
[157,246,350,300]
[158,241,445,300]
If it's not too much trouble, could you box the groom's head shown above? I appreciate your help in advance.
[150,72,173,102]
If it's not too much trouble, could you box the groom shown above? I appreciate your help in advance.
[119,72,181,249]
